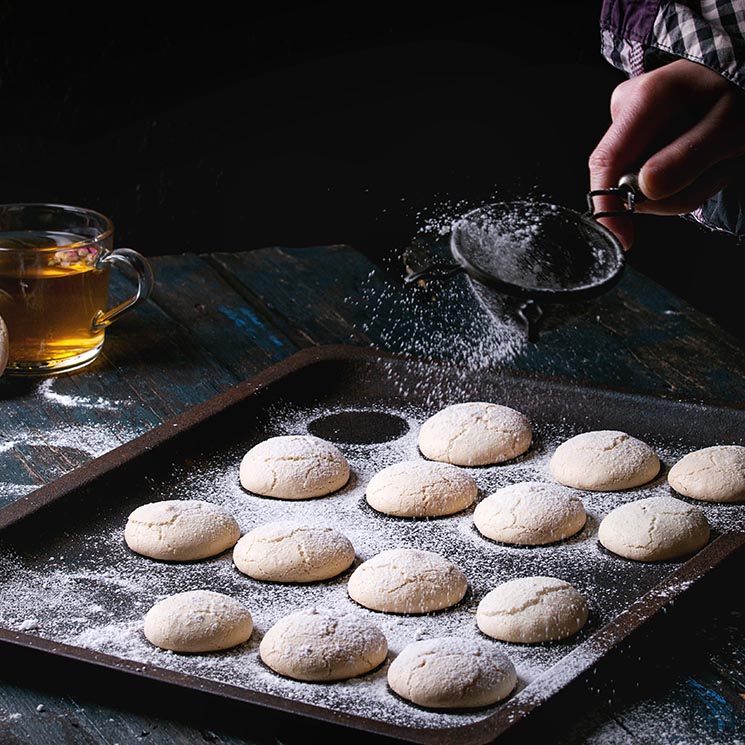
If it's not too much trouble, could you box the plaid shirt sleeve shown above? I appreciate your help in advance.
[601,1,745,91]
[600,1,745,239]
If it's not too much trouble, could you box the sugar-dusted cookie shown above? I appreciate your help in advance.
[259,607,387,681]
[598,495,710,561]
[668,445,745,503]
[418,402,532,467]
[347,548,467,614]
[144,590,253,653]
[474,481,586,545]
[239,435,350,499]
[387,636,517,709]
[125,500,240,561]
[476,576,589,643]
[365,460,477,517]
[550,430,659,491]
[233,521,355,582]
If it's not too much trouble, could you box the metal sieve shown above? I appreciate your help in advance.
[405,175,644,340]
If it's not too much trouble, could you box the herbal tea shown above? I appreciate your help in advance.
[0,203,154,376]
[0,230,109,373]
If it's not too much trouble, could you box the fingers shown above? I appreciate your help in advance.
[639,93,745,200]
[588,75,683,250]
[635,158,740,215]
[588,60,745,249]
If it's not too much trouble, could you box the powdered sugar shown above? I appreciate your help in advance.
[0,376,742,739]
[38,378,120,411]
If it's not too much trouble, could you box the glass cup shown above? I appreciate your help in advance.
[0,203,154,375]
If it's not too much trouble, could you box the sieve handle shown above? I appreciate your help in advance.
[404,262,465,285]
[586,171,646,219]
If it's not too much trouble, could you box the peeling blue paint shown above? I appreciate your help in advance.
[217,306,286,348]
[687,677,734,733]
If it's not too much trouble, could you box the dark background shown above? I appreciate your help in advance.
[0,1,741,342]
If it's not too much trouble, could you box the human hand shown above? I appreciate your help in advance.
[588,58,745,250]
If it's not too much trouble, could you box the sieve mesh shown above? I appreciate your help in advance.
[450,201,624,297]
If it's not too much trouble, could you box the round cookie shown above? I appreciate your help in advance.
[549,430,660,491]
[473,481,587,545]
[476,576,589,643]
[144,590,253,653]
[124,500,240,561]
[668,445,745,503]
[259,607,387,681]
[387,636,517,709]
[365,460,477,517]
[598,495,710,561]
[347,548,468,614]
[233,521,355,582]
[418,401,532,467]
[239,435,350,499]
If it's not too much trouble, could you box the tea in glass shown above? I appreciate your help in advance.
[0,204,154,375]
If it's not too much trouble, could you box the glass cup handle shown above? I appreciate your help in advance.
[91,248,155,331]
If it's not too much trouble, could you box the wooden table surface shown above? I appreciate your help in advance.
[1,242,744,745]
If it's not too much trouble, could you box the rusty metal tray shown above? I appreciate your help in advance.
[0,344,743,744]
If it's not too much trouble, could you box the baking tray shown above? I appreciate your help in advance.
[0,344,743,744]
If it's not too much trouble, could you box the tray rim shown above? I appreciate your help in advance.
[1,343,744,744]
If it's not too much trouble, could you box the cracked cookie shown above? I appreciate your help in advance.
[232,521,355,582]
[598,495,710,561]
[387,636,517,709]
[259,607,387,681]
[239,434,350,499]
[365,460,477,517]
[418,401,532,467]
[144,589,253,653]
[124,499,240,561]
[549,430,660,491]
[473,481,586,545]
[668,444,745,503]
[476,576,589,643]
[347,548,468,614]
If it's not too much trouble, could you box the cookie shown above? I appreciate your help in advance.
[347,548,468,614]
[232,521,355,582]
[418,402,532,467]
[143,590,253,653]
[598,495,710,561]
[387,636,517,709]
[476,576,589,643]
[259,607,387,681]
[473,481,586,545]
[365,460,477,517]
[668,445,745,503]
[124,500,240,561]
[239,435,350,499]
[549,430,660,491]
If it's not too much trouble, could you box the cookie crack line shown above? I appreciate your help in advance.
[480,583,576,616]
[259,526,327,544]
[359,566,461,596]
[444,421,472,459]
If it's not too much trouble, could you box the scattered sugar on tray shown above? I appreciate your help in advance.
[0,393,743,733]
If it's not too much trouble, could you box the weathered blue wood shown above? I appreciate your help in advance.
[210,243,745,403]
[146,253,302,378]
[209,246,381,347]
